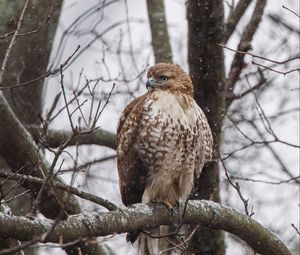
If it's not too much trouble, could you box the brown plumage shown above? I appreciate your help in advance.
[117,63,213,254]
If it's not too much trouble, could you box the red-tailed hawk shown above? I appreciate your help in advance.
[117,63,213,254]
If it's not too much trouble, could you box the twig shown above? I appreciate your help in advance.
[49,77,89,123]
[227,69,267,102]
[252,61,300,76]
[0,170,118,211]
[73,91,88,127]
[220,43,300,65]
[45,92,62,124]
[0,189,30,205]
[247,121,300,182]
[0,14,50,40]
[60,68,75,132]
[30,132,76,215]
[60,155,116,173]
[218,151,254,217]
[92,83,116,128]
[0,238,38,255]
[0,0,30,85]
[282,5,300,18]
[231,175,300,185]
[0,45,80,90]
[268,14,300,34]
[291,224,300,235]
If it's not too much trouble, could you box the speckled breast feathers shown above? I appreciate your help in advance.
[117,63,213,208]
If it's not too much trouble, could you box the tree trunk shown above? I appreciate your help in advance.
[146,0,172,63]
[0,1,109,254]
[187,0,226,254]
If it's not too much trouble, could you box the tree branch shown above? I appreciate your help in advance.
[226,0,267,98]
[224,0,253,42]
[146,0,172,63]
[0,170,118,211]
[0,201,291,255]
[32,127,117,150]
[0,79,109,255]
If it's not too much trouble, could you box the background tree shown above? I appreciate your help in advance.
[0,0,299,255]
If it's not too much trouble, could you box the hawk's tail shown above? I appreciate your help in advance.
[138,227,159,255]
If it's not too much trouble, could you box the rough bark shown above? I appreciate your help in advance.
[0,201,291,255]
[0,1,109,254]
[146,0,172,63]
[187,0,226,254]
[0,0,62,125]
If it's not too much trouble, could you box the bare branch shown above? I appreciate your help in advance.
[226,0,267,95]
[0,170,118,211]
[291,224,300,236]
[224,0,253,42]
[252,61,300,76]
[60,155,117,173]
[219,151,254,217]
[227,69,267,103]
[0,46,80,90]
[0,15,50,40]
[31,127,116,150]
[231,175,300,185]
[220,43,300,65]
[268,14,300,34]
[0,201,291,255]
[282,5,300,18]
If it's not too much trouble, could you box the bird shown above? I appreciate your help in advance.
[117,63,213,255]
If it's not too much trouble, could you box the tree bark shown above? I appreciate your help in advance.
[187,0,226,254]
[0,1,109,254]
[146,0,172,63]
[0,201,291,255]
[0,0,62,125]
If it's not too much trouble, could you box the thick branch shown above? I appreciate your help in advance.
[146,0,172,63]
[226,0,267,96]
[0,201,291,255]
[224,0,253,42]
[32,127,117,150]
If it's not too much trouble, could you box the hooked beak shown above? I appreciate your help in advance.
[146,77,160,90]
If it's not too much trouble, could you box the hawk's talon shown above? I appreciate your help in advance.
[161,200,174,210]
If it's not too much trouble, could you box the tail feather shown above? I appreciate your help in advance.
[138,227,159,255]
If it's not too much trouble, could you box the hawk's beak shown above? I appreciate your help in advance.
[146,78,154,89]
[146,77,160,90]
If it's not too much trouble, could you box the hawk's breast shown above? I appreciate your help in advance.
[137,91,205,180]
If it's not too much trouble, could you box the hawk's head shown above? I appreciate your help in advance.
[146,63,193,96]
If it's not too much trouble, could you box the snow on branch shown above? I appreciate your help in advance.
[0,200,291,255]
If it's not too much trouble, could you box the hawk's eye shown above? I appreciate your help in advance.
[158,75,168,82]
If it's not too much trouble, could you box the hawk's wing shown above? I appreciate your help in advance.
[117,94,148,206]
[194,108,213,178]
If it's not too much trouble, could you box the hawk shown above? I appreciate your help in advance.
[117,63,213,254]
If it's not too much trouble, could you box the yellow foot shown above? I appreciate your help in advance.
[161,200,174,209]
